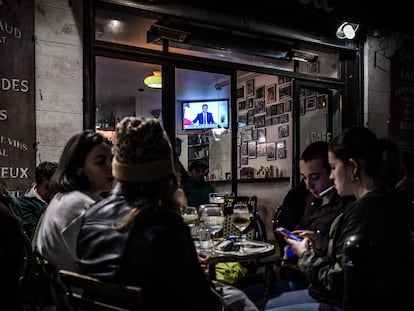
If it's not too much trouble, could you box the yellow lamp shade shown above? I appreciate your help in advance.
[144,71,162,88]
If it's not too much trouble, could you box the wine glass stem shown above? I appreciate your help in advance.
[239,230,244,252]
[210,232,215,254]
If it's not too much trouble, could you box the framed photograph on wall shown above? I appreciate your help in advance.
[279,82,292,101]
[266,84,276,103]
[254,114,265,128]
[266,142,276,161]
[257,128,266,143]
[246,79,255,97]
[277,140,287,159]
[241,156,248,166]
[305,96,317,111]
[252,129,258,140]
[241,143,248,156]
[247,97,254,108]
[238,100,246,110]
[278,124,289,138]
[248,141,257,158]
[255,85,265,99]
[257,143,266,157]
[237,86,245,99]
[277,148,287,159]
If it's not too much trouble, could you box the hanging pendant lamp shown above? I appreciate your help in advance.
[144,71,162,89]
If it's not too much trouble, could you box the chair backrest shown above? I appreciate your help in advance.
[222,196,266,241]
[58,270,143,311]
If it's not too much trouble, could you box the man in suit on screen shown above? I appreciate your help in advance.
[192,104,215,125]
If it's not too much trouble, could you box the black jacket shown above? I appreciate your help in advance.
[77,183,219,311]
[299,189,411,310]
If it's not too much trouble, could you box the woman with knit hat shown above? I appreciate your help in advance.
[77,117,259,311]
[77,117,219,310]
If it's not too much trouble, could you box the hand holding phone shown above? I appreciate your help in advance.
[275,227,302,242]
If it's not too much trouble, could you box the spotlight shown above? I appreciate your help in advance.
[336,22,359,40]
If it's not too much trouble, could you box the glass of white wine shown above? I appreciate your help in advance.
[182,206,199,240]
[231,203,251,252]
[201,205,225,254]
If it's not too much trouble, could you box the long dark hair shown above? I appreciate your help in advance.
[115,174,183,233]
[49,130,111,195]
[329,126,400,189]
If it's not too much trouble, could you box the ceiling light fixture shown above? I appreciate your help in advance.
[336,22,359,40]
[143,71,162,89]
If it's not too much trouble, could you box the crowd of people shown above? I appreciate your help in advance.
[1,120,413,310]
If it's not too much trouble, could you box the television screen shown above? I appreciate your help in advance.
[182,99,229,131]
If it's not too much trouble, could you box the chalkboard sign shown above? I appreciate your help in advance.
[0,0,36,196]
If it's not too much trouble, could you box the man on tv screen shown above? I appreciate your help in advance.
[192,104,215,125]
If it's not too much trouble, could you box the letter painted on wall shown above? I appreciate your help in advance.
[0,0,35,196]
[390,39,414,154]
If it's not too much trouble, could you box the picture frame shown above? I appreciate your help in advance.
[279,113,289,123]
[305,96,317,111]
[238,100,246,110]
[241,143,248,156]
[266,84,276,103]
[238,113,247,125]
[277,139,287,159]
[277,148,287,159]
[252,129,258,140]
[242,127,252,141]
[254,114,266,128]
[278,124,289,138]
[284,99,292,112]
[257,128,266,143]
[266,142,276,161]
[254,99,265,114]
[246,79,255,97]
[247,97,254,108]
[237,86,245,99]
[248,141,257,158]
[241,156,249,166]
[255,85,265,99]
[279,82,292,101]
[257,143,267,157]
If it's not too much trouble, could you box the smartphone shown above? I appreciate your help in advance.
[275,227,302,242]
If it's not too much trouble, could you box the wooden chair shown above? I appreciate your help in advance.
[58,270,143,311]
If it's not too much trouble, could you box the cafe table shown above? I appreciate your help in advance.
[194,239,276,280]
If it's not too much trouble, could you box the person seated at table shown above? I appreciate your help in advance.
[77,117,259,311]
[11,161,58,239]
[182,160,215,208]
[243,141,354,302]
[261,126,410,311]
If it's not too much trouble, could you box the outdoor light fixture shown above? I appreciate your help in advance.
[143,71,162,89]
[336,22,359,40]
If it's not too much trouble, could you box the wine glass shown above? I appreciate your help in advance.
[231,203,251,252]
[201,205,225,254]
[182,206,199,240]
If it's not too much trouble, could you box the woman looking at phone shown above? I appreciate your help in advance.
[262,126,410,311]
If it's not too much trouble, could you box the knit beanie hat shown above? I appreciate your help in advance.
[112,117,175,182]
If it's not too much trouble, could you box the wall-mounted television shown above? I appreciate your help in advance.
[182,99,229,131]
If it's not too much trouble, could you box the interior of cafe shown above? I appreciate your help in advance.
[87,1,362,240]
